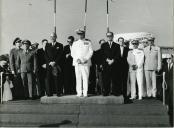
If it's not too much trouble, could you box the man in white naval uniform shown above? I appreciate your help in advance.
[144,37,161,98]
[127,40,145,100]
[71,29,93,97]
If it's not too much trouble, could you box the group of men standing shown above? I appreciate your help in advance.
[9,29,162,102]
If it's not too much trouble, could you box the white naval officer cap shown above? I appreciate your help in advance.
[75,29,85,35]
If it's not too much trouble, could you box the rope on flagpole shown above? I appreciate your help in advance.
[106,0,109,33]
[0,72,3,104]
[54,0,56,34]
[84,0,87,37]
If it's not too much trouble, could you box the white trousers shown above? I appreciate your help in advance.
[145,70,157,97]
[75,65,90,96]
[129,70,144,98]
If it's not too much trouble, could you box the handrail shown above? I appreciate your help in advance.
[0,72,3,104]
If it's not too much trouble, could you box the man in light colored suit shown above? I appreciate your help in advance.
[17,40,37,99]
[127,40,144,100]
[71,29,93,97]
[144,37,162,98]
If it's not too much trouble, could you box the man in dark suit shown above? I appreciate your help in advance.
[63,36,76,95]
[101,32,121,96]
[117,37,129,101]
[93,39,105,94]
[45,33,63,96]
[17,40,36,99]
[35,39,48,97]
[163,54,173,126]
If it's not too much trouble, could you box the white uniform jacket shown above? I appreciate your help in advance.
[127,49,145,72]
[71,39,93,66]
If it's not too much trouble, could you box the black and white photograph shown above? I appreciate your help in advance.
[0,0,173,127]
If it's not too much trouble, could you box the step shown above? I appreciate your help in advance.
[0,104,79,114]
[40,95,124,104]
[80,104,168,115]
[78,115,170,127]
[0,122,77,127]
[0,104,168,116]
[0,113,78,126]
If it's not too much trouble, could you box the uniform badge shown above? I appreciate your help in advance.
[84,42,89,45]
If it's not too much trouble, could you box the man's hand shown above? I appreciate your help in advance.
[11,71,15,74]
[107,59,114,65]
[49,61,56,67]
[132,65,138,70]
[42,64,46,69]
[157,68,161,72]
[82,59,88,64]
[66,53,70,58]
[77,59,82,64]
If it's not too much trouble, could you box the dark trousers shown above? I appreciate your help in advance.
[102,65,121,95]
[88,65,96,94]
[21,72,33,98]
[12,73,24,99]
[63,65,76,94]
[36,70,46,96]
[45,66,61,96]
[120,70,128,97]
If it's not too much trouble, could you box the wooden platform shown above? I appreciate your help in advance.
[40,95,124,104]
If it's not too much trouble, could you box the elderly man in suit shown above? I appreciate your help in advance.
[144,37,162,98]
[71,29,93,97]
[45,33,63,97]
[127,40,144,100]
[17,40,36,99]
[101,32,120,96]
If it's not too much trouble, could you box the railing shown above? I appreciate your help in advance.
[0,72,3,104]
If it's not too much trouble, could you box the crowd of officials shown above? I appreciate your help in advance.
[0,30,173,122]
[0,29,173,125]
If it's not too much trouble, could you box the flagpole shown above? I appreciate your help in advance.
[107,0,109,33]
[84,0,87,37]
[54,0,56,34]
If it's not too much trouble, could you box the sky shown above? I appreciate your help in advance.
[0,0,173,54]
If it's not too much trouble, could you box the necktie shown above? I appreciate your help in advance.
[110,42,112,48]
[150,46,152,51]
[168,64,170,70]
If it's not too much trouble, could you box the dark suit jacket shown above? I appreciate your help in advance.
[118,46,129,71]
[45,42,63,67]
[63,45,73,66]
[36,48,46,72]
[101,42,120,67]
[164,63,173,89]
[17,49,36,73]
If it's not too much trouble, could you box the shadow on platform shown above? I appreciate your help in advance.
[39,120,72,127]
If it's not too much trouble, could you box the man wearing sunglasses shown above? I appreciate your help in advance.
[101,32,120,96]
[127,40,144,100]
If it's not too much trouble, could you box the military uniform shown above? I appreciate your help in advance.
[71,38,93,97]
[127,49,144,99]
[144,45,161,97]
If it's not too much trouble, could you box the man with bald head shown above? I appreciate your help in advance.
[44,33,63,97]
